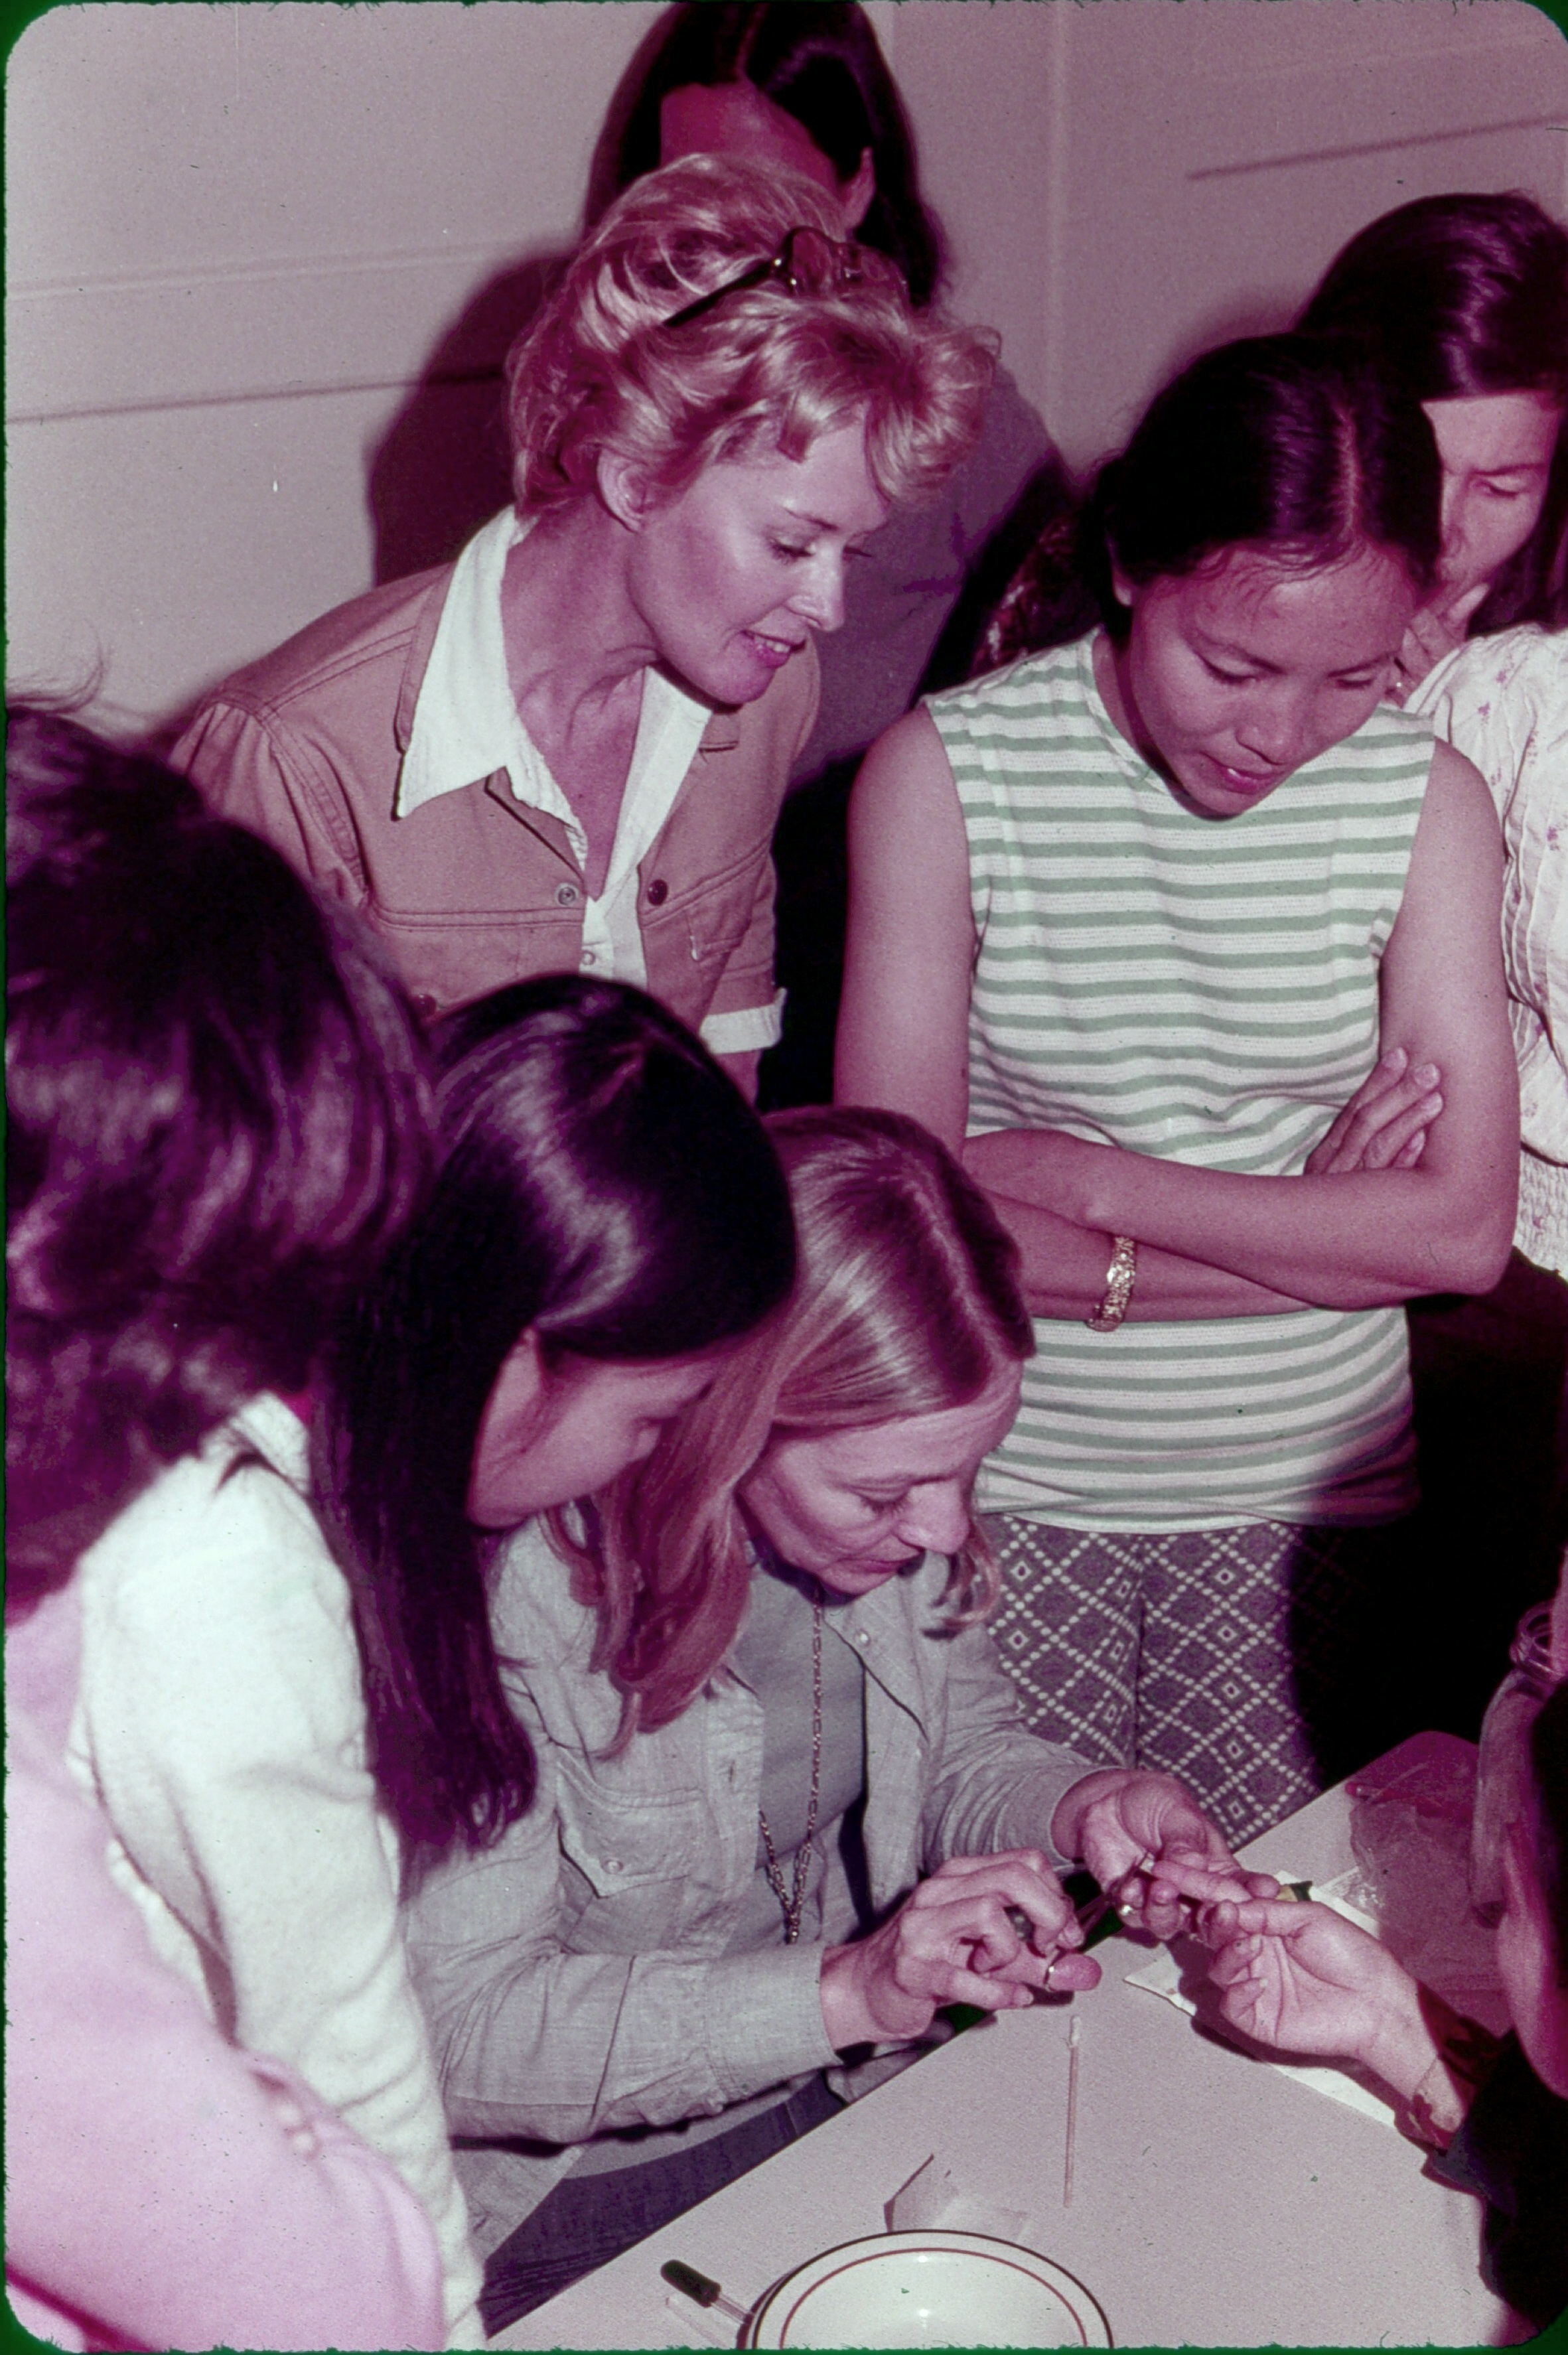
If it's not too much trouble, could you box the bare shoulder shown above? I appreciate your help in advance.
[1425,735,1497,808]
[851,705,964,853]
[1386,736,1508,993]
[1410,738,1505,874]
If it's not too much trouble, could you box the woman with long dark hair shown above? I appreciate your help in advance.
[44,950,794,2343]
[316,973,798,1862]
[598,1,946,307]
[1303,193,1568,1727]
[1301,191,1568,685]
[840,336,1518,1844]
[6,708,445,2351]
[408,1107,1262,2332]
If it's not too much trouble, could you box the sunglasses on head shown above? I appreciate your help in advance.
[662,225,896,330]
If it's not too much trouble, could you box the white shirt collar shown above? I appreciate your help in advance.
[395,506,539,819]
[394,506,711,993]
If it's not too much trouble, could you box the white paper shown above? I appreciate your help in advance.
[887,2151,1045,2251]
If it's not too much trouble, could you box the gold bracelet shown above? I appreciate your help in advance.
[1086,1234,1137,1332]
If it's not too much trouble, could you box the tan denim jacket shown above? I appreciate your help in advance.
[406,1530,1090,2252]
[174,559,820,1038]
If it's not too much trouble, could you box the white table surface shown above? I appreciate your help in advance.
[495,1736,1512,2349]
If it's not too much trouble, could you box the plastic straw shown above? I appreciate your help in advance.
[1064,2015,1082,2207]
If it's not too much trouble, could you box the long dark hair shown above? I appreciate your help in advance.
[315,974,796,1865]
[1301,192,1568,633]
[977,335,1441,670]
[6,709,432,1611]
[1086,333,1443,643]
[594,1,945,309]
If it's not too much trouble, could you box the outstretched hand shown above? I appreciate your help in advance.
[1050,1769,1277,1940]
[1196,1896,1429,2090]
[819,1850,1100,2050]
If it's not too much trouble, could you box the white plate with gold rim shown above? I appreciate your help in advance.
[745,2229,1112,2348]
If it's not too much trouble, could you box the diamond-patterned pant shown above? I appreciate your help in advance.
[983,1514,1409,1849]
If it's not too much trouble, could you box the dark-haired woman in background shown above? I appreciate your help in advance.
[6,709,444,2351]
[47,957,794,2342]
[840,337,1518,1846]
[1300,191,1567,692]
[1302,193,1568,1737]
[597,1,1072,1101]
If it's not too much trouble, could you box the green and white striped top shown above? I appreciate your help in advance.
[927,634,1434,1534]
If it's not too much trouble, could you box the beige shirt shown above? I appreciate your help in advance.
[175,525,820,1052]
[64,1395,484,2344]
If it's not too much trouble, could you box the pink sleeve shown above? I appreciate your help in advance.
[5,1705,445,2354]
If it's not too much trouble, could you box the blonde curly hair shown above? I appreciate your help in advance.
[506,153,993,514]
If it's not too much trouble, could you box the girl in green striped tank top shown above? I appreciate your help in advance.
[840,336,1519,1845]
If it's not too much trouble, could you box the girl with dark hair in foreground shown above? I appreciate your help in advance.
[408,1107,1266,2333]
[11,725,796,2346]
[6,708,445,2351]
[315,972,798,1863]
[839,336,1518,1845]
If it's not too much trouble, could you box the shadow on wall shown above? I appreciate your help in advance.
[366,248,567,585]
[366,7,681,585]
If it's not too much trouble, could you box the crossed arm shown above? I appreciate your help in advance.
[836,706,1518,1320]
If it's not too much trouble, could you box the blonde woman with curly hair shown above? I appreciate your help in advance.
[408,1107,1263,2332]
[177,157,992,1088]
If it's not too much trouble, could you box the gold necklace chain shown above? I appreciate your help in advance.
[756,1593,823,1946]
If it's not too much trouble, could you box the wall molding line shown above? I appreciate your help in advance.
[1190,111,1567,180]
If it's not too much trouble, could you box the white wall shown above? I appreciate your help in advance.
[7,1,666,732]
[9,0,1568,738]
[890,0,1568,468]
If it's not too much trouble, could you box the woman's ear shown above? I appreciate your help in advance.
[839,148,876,234]
[597,450,659,532]
[1109,562,1136,611]
[500,1328,549,1419]
[467,1329,551,1523]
